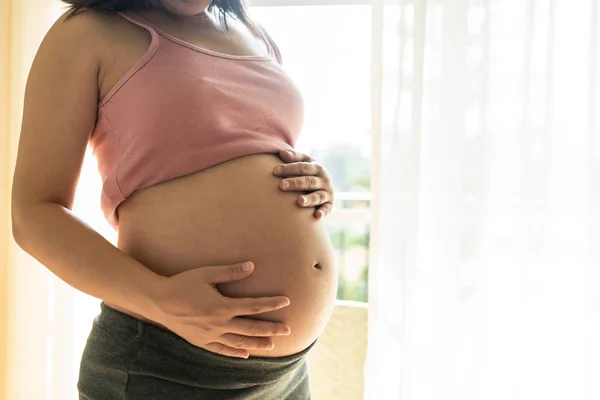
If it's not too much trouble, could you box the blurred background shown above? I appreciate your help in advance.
[3,0,600,399]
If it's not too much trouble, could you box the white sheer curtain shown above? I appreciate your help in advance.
[366,0,600,399]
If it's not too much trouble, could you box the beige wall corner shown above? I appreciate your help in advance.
[308,301,368,400]
[0,1,13,399]
[0,1,64,399]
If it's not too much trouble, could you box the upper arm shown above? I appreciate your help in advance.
[11,10,103,217]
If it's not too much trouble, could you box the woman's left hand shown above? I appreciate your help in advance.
[273,150,334,220]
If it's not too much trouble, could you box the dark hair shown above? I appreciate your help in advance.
[61,0,254,31]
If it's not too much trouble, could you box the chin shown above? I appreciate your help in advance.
[160,0,213,16]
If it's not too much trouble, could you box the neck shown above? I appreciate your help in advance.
[166,9,210,22]
[145,7,218,28]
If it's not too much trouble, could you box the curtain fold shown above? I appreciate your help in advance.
[366,0,600,399]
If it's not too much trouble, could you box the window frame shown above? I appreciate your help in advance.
[251,0,403,5]
[250,0,373,5]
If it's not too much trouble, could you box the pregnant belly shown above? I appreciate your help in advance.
[108,153,339,357]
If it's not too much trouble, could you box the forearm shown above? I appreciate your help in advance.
[11,202,165,318]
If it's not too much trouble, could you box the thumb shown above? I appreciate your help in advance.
[204,262,254,284]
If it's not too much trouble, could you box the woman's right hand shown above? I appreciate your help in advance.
[147,261,291,358]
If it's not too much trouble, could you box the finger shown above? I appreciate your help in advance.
[204,262,254,284]
[219,333,276,351]
[297,190,331,207]
[278,149,312,163]
[226,317,291,337]
[273,162,321,177]
[203,342,249,359]
[280,176,325,191]
[315,202,333,220]
[222,296,291,316]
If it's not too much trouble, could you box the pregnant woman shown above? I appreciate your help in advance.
[10,0,339,399]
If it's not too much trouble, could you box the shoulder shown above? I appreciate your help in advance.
[40,8,152,81]
[52,8,118,40]
[44,9,126,59]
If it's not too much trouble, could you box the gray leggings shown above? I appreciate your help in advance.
[77,302,314,400]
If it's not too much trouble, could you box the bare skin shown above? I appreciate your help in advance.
[113,152,338,356]
[12,2,337,359]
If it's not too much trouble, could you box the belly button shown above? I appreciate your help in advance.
[313,262,323,271]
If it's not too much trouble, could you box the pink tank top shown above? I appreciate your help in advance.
[89,12,304,229]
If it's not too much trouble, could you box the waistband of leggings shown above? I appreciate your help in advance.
[98,301,316,370]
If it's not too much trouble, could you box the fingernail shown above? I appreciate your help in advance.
[300,196,308,204]
[287,150,294,156]
[281,180,290,189]
[242,262,252,271]
[274,166,283,175]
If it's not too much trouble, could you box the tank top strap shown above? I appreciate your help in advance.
[98,12,160,107]
[117,11,160,44]
[257,24,282,65]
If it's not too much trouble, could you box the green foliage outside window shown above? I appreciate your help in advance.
[313,143,371,303]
